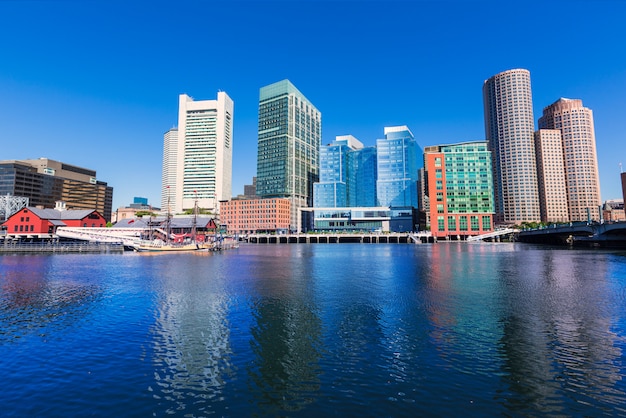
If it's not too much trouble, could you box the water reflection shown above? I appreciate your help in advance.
[1,245,625,416]
[246,245,323,414]
[248,298,322,413]
[0,255,101,343]
[148,255,234,415]
[497,248,625,415]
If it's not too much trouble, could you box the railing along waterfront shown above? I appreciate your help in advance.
[0,241,124,253]
[245,232,432,244]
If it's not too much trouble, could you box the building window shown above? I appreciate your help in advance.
[471,216,479,231]
[448,216,456,231]
[459,216,468,231]
[437,216,444,232]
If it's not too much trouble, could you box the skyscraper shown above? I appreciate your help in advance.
[256,80,321,230]
[346,145,377,207]
[161,127,178,211]
[534,129,569,223]
[538,98,601,222]
[483,68,540,224]
[167,92,234,214]
[376,126,420,208]
[314,136,362,208]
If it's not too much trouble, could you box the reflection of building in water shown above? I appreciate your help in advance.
[151,277,233,410]
[247,248,322,414]
[0,257,101,342]
[497,250,622,413]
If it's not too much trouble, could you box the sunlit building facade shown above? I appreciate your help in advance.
[170,92,233,214]
[347,146,377,208]
[376,126,420,209]
[538,98,601,222]
[534,129,569,223]
[256,80,321,231]
[424,142,494,238]
[0,158,113,221]
[483,69,540,224]
[314,135,373,208]
[219,198,291,234]
[161,127,178,211]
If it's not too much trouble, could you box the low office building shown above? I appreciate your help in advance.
[312,206,416,233]
[424,141,494,239]
[602,199,625,222]
[219,198,291,234]
[0,158,113,221]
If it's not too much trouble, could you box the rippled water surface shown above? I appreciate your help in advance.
[2,243,626,416]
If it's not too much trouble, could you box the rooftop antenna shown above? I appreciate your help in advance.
[620,162,623,174]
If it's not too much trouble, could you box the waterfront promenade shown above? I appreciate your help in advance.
[245,231,432,244]
[0,241,124,253]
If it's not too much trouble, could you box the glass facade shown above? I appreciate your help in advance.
[347,146,377,207]
[314,135,375,209]
[424,141,494,238]
[257,80,321,229]
[376,126,421,208]
[441,142,494,215]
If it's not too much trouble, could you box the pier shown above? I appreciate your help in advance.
[245,232,432,244]
[0,241,124,253]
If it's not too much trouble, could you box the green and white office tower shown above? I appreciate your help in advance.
[256,80,321,232]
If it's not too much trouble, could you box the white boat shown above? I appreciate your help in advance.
[129,239,202,252]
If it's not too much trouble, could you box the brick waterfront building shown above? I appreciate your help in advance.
[219,198,290,234]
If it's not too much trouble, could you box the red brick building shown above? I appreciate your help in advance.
[3,206,106,238]
[219,198,290,234]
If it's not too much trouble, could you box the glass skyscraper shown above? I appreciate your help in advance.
[347,146,377,207]
[257,80,321,230]
[376,126,420,208]
[313,135,376,208]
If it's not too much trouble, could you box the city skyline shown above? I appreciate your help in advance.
[2,1,625,210]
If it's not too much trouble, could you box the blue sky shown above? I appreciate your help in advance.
[2,0,625,210]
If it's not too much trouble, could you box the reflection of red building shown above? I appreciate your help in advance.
[3,206,106,238]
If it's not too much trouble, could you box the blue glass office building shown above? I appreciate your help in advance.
[347,146,377,207]
[314,135,378,209]
[376,126,421,208]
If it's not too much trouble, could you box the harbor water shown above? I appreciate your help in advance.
[2,243,626,417]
